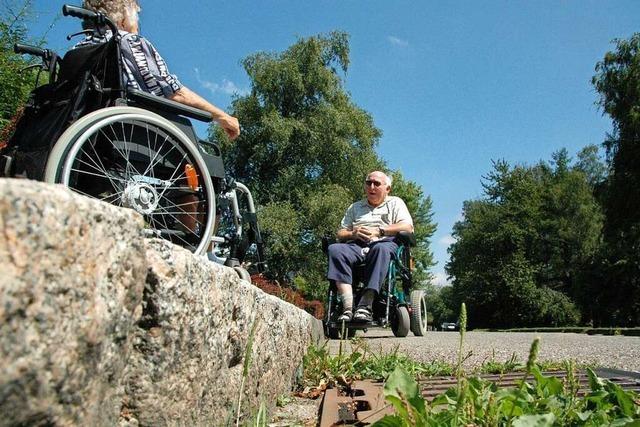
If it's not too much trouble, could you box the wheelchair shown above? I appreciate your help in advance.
[0,5,264,275]
[323,231,428,339]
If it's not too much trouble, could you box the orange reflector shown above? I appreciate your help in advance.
[185,164,198,190]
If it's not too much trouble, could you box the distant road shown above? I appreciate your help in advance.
[328,329,640,372]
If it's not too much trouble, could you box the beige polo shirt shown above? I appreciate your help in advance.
[340,196,413,236]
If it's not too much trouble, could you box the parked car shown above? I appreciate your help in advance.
[440,322,458,331]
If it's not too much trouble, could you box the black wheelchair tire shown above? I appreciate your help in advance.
[326,324,356,340]
[391,305,410,337]
[410,289,428,336]
[233,266,252,283]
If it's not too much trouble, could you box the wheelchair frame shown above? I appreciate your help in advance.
[2,4,265,272]
[323,231,428,339]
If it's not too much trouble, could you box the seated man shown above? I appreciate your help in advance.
[327,171,414,322]
[79,0,240,140]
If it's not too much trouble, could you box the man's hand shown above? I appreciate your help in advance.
[352,226,378,242]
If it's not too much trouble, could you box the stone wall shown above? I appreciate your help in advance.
[0,179,323,426]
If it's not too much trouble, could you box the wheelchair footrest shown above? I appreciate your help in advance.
[327,320,378,330]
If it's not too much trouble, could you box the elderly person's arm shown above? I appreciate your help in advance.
[379,197,414,236]
[379,221,414,237]
[169,86,240,140]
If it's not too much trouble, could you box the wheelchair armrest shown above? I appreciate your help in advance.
[394,231,417,247]
[127,89,212,123]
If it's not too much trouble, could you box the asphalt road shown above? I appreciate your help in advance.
[327,328,640,373]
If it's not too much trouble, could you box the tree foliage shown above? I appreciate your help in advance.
[0,0,39,136]
[592,33,640,326]
[446,151,603,328]
[213,32,436,300]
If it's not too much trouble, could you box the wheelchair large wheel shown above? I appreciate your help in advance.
[44,107,215,255]
[410,289,428,336]
[391,305,410,337]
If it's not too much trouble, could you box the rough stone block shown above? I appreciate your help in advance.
[0,179,147,426]
[121,239,322,425]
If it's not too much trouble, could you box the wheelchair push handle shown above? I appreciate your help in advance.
[62,4,119,35]
[62,4,96,20]
[14,43,47,59]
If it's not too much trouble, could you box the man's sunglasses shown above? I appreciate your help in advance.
[365,179,384,187]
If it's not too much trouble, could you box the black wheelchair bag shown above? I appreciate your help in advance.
[3,40,121,180]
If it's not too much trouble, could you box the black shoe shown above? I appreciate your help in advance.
[337,310,353,322]
[353,306,373,322]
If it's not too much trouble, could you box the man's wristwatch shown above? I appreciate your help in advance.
[378,227,385,237]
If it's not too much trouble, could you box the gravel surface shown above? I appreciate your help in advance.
[327,328,640,373]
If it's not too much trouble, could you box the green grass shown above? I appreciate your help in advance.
[371,304,640,426]
[300,304,640,426]
[302,338,453,389]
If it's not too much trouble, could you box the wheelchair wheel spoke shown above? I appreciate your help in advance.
[145,123,156,179]
[67,186,107,202]
[155,195,205,229]
[85,139,123,191]
[117,121,133,176]
[99,127,134,179]
[76,149,126,189]
[147,211,197,248]
[70,166,124,183]
[156,152,188,200]
[105,123,143,178]
[164,199,202,209]
[142,134,176,178]
[147,206,171,232]
[152,199,206,235]
[146,215,194,249]
[99,191,123,204]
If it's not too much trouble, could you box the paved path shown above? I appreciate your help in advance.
[327,328,640,373]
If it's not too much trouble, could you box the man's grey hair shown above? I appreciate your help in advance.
[82,0,139,25]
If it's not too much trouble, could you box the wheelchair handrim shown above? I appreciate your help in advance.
[48,108,215,255]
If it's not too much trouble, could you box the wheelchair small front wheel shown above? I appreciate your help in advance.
[325,323,356,340]
[391,305,410,337]
[44,107,216,255]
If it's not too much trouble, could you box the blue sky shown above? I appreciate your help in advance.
[26,0,640,285]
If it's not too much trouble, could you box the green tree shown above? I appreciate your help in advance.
[446,151,602,328]
[0,0,39,136]
[213,32,436,300]
[592,33,640,326]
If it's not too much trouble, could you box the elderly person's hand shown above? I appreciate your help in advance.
[218,113,240,140]
[352,226,378,242]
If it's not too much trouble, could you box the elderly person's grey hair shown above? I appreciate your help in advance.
[82,0,139,26]
[366,171,393,187]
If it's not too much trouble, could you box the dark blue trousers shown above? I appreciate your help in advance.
[327,238,398,293]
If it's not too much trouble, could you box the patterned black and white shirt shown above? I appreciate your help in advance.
[76,30,183,97]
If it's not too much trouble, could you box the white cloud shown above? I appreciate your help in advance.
[387,36,409,47]
[194,68,248,96]
[439,234,457,247]
[432,271,451,287]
